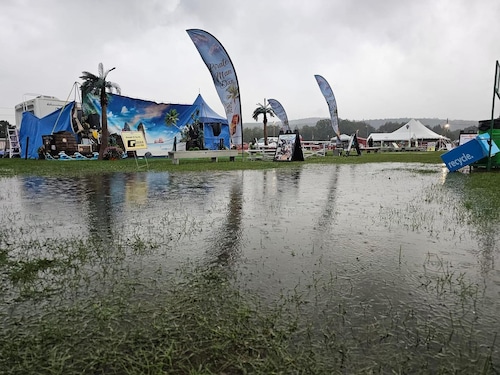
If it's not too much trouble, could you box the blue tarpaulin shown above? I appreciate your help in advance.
[19,102,76,159]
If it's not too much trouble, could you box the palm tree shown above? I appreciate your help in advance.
[252,99,275,145]
[80,63,121,160]
[165,109,180,130]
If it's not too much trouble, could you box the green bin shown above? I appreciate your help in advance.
[477,119,500,167]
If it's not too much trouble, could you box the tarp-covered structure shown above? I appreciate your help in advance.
[19,102,76,159]
[83,92,229,156]
[192,94,230,150]
[367,119,449,146]
[18,93,230,159]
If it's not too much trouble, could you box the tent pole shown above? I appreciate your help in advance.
[51,82,78,134]
[488,60,500,171]
[240,93,244,160]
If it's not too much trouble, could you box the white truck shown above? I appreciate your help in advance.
[14,95,69,127]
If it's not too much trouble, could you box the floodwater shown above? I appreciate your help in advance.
[1,162,500,368]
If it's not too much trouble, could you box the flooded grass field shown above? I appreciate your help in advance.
[0,162,499,374]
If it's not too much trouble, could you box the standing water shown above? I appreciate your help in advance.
[0,163,498,373]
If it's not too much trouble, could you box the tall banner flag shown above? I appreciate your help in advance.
[314,74,340,137]
[187,29,242,146]
[267,98,291,132]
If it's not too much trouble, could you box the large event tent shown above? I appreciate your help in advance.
[367,119,449,147]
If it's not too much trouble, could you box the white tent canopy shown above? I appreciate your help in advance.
[368,119,449,143]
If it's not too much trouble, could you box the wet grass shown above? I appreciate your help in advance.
[0,224,497,374]
[0,151,444,176]
[439,168,500,229]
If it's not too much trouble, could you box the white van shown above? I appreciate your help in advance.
[256,137,278,148]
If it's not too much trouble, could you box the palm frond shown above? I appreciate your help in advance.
[252,105,275,121]
[105,81,121,95]
[103,67,116,79]
[80,71,97,79]
[79,75,98,87]
[80,63,120,96]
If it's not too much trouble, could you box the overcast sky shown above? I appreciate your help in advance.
[1,0,499,126]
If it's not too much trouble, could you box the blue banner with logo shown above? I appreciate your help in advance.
[441,133,500,172]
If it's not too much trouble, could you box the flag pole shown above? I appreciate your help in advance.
[488,60,500,171]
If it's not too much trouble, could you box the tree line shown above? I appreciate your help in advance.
[243,119,478,143]
[0,117,475,144]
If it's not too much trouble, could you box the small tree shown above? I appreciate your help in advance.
[80,63,121,160]
[252,99,274,145]
[180,110,204,150]
[0,120,10,138]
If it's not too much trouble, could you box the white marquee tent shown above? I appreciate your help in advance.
[367,119,450,146]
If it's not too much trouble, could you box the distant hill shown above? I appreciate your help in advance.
[244,117,322,129]
[245,117,479,130]
[289,118,324,127]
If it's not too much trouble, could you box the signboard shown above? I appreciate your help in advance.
[345,133,361,156]
[274,133,296,161]
[121,131,147,151]
[459,132,477,146]
[274,132,304,162]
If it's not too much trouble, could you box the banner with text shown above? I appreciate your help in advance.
[314,74,340,137]
[187,29,242,146]
[267,98,290,132]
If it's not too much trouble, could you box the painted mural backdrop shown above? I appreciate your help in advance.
[83,93,229,156]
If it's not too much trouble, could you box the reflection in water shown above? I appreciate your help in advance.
[4,164,499,288]
[290,167,301,190]
[84,174,114,240]
[206,173,244,268]
[315,164,339,230]
[124,173,149,206]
